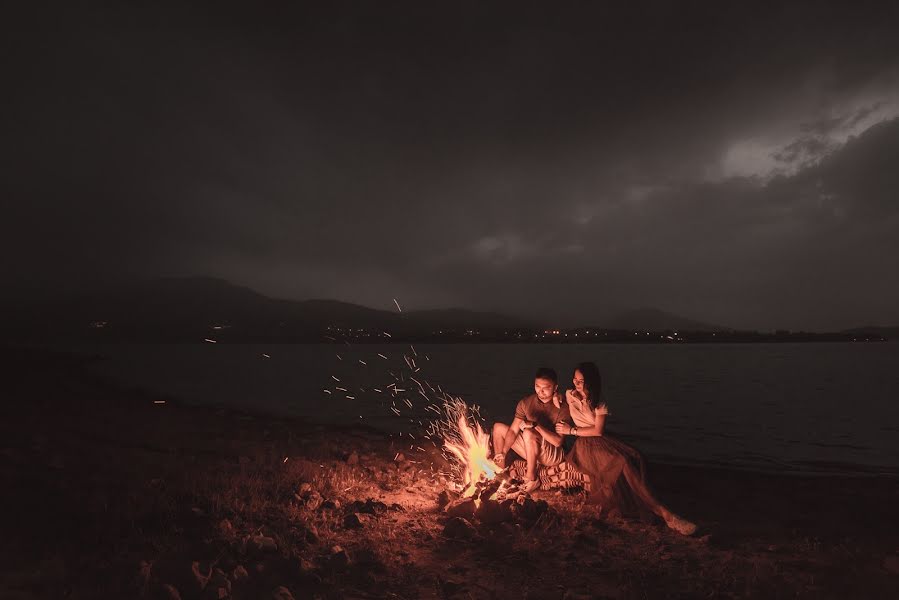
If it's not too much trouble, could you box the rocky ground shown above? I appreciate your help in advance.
[1,346,898,599]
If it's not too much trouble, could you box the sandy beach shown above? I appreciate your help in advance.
[1,346,897,599]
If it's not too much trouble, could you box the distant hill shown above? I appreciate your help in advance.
[1,277,536,342]
[600,308,729,332]
[12,277,881,342]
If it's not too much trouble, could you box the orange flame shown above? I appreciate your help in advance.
[444,413,499,497]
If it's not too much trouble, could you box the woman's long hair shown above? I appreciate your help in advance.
[574,361,603,410]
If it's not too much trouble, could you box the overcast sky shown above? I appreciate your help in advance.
[4,2,899,330]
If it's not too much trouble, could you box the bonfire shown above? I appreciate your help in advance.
[433,397,506,500]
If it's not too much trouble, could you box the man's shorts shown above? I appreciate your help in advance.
[510,431,564,467]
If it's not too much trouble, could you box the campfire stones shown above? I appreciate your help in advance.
[443,517,476,540]
[343,512,366,529]
[437,490,453,509]
[477,478,504,501]
[474,499,514,524]
[444,497,477,519]
[511,496,549,521]
[344,498,388,515]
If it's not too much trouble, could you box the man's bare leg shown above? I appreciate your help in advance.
[521,428,539,481]
[491,422,509,455]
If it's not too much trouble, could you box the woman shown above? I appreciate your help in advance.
[554,361,696,535]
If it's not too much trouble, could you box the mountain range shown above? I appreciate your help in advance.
[2,277,735,342]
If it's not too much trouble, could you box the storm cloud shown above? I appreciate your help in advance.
[4,1,899,329]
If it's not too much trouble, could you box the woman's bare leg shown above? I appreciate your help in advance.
[620,462,696,534]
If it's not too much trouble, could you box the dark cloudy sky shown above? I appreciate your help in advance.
[4,1,899,330]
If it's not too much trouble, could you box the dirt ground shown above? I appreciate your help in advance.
[1,346,897,599]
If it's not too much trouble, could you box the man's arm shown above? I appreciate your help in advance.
[533,423,564,447]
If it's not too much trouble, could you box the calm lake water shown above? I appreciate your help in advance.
[70,342,899,476]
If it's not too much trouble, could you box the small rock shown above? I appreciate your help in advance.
[157,584,182,600]
[271,586,296,600]
[513,496,539,520]
[231,565,249,583]
[343,513,364,529]
[201,568,231,599]
[394,452,406,463]
[475,499,513,524]
[320,499,339,510]
[298,558,316,574]
[884,555,899,575]
[443,517,475,540]
[346,451,359,465]
[191,561,211,590]
[445,497,477,518]
[217,519,234,537]
[345,499,388,515]
[249,535,278,554]
[298,482,313,494]
[329,545,349,570]
[305,491,323,510]
[303,523,319,543]
[437,490,451,509]
[136,560,153,590]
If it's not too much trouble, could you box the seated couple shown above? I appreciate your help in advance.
[491,363,696,535]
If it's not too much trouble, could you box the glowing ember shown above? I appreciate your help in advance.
[437,398,500,497]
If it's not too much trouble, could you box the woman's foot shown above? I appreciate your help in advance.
[665,514,697,536]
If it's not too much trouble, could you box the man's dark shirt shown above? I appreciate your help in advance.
[513,393,571,434]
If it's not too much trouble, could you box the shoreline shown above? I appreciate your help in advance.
[2,345,898,598]
[38,342,899,479]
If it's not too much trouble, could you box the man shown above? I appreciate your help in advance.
[492,367,571,492]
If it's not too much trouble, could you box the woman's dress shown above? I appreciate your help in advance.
[565,396,660,519]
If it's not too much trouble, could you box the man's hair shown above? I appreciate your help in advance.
[534,367,558,384]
